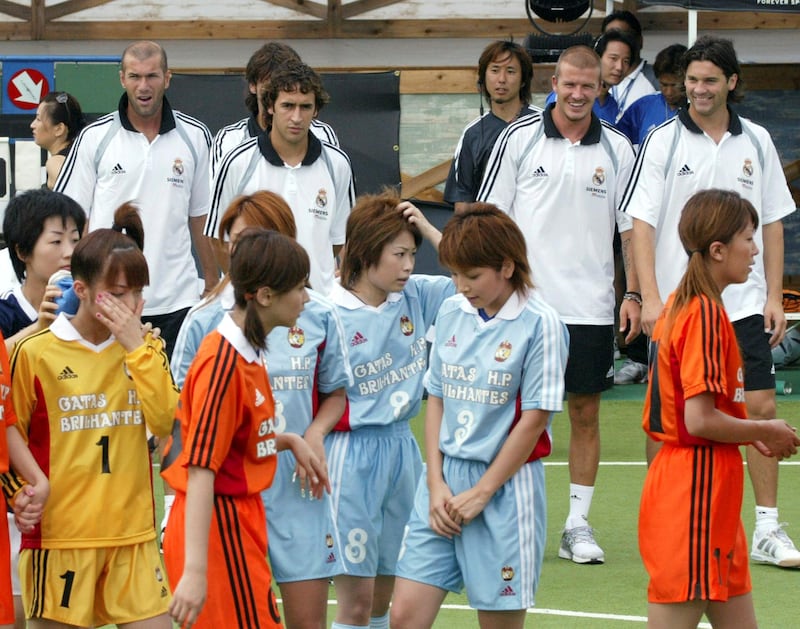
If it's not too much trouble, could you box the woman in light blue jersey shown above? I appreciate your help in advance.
[390,204,569,629]
[167,190,350,629]
[327,192,453,629]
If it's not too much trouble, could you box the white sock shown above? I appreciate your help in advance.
[566,483,594,530]
[369,612,389,629]
[161,494,175,532]
[332,623,368,629]
[755,506,779,535]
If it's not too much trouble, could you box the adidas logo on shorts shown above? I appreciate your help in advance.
[499,585,516,597]
[350,331,367,347]
[57,366,78,380]
[326,552,336,564]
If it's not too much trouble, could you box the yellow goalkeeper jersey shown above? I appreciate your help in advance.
[8,314,177,549]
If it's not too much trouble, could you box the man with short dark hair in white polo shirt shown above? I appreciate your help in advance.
[55,40,217,358]
[478,45,639,565]
[207,60,354,295]
[210,42,338,180]
[620,35,800,568]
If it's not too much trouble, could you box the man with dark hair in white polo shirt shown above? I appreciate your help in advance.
[207,60,354,295]
[210,41,338,180]
[55,40,217,358]
[478,45,639,565]
[621,35,800,568]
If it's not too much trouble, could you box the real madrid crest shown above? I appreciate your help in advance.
[400,315,414,336]
[592,167,605,186]
[742,159,753,177]
[316,188,328,208]
[287,326,305,348]
[172,158,184,177]
[501,565,515,581]
[495,340,512,362]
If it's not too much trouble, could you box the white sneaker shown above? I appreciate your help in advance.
[751,525,800,567]
[614,358,648,385]
[559,525,605,564]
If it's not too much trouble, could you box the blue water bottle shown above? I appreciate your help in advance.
[48,270,80,315]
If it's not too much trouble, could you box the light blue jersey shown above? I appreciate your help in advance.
[396,289,568,611]
[325,274,453,577]
[427,290,568,463]
[169,282,353,582]
[329,275,454,430]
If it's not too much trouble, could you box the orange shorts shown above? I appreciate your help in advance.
[163,492,282,629]
[0,511,13,625]
[639,443,751,603]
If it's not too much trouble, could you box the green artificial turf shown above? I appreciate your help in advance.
[143,397,800,628]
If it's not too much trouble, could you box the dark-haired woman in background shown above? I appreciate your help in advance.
[31,91,86,189]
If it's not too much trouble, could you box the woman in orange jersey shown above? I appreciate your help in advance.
[639,189,799,629]
[162,228,329,629]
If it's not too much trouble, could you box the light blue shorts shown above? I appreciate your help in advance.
[396,456,546,611]
[326,421,423,577]
[262,448,344,582]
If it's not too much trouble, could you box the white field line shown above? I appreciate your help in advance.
[543,461,800,466]
[292,601,713,627]
[152,461,800,468]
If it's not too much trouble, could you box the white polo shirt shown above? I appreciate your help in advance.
[211,115,339,179]
[55,95,212,317]
[207,132,354,295]
[478,105,635,325]
[619,107,795,322]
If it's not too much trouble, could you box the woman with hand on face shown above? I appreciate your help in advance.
[8,202,177,629]
[30,92,85,189]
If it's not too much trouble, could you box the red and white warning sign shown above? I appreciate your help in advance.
[6,68,50,110]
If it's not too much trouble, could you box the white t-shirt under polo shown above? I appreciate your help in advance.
[478,105,635,325]
[619,107,795,322]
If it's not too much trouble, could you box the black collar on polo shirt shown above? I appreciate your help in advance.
[542,102,602,145]
[246,114,262,139]
[118,93,176,135]
[257,129,323,167]
[679,105,743,136]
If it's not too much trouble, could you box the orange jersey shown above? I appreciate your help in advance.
[0,334,13,624]
[0,334,15,473]
[161,317,278,496]
[643,294,747,446]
